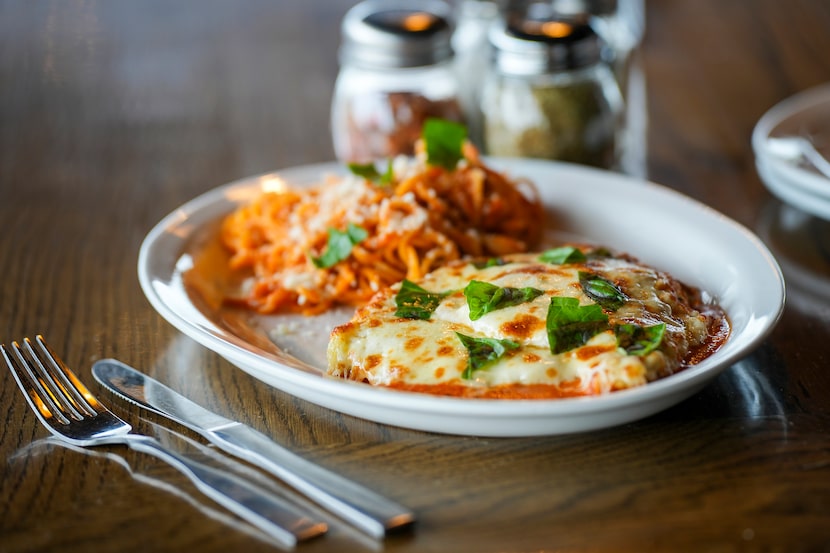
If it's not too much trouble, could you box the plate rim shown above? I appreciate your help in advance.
[138,159,786,436]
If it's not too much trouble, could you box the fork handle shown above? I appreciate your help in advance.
[126,437,327,546]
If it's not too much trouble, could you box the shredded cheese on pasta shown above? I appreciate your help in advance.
[220,143,544,314]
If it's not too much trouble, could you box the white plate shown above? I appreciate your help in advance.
[138,159,785,437]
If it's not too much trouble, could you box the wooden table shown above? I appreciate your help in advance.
[2,1,830,551]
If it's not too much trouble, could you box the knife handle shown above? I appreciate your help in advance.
[212,425,415,538]
[126,435,327,546]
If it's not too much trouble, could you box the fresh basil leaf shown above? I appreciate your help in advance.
[455,332,520,379]
[546,296,609,354]
[346,222,368,242]
[579,271,627,311]
[586,246,613,259]
[394,280,450,320]
[347,159,394,185]
[615,323,666,356]
[423,118,467,170]
[539,246,587,264]
[379,159,394,184]
[311,223,368,268]
[347,162,380,180]
[463,280,544,321]
[472,257,507,269]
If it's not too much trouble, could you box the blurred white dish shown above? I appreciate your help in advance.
[138,159,785,437]
[753,83,830,219]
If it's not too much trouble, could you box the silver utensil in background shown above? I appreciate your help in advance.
[766,135,830,179]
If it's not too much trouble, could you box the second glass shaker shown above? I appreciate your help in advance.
[481,13,624,169]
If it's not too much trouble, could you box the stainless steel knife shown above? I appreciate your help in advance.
[91,358,415,539]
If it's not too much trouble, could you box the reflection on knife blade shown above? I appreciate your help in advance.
[92,358,415,539]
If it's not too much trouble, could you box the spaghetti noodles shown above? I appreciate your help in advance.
[220,138,544,315]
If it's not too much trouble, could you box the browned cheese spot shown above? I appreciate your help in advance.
[500,313,544,340]
[576,344,616,361]
[497,263,565,277]
[391,364,410,379]
[405,336,425,351]
[437,345,454,356]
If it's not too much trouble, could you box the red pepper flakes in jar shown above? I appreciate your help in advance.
[331,0,465,163]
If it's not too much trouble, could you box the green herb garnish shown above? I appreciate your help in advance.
[347,160,393,185]
[578,271,627,311]
[463,280,544,321]
[546,296,610,354]
[455,332,520,379]
[473,257,507,269]
[615,323,666,356]
[586,246,613,259]
[423,118,467,170]
[311,223,368,269]
[539,246,587,264]
[394,280,450,320]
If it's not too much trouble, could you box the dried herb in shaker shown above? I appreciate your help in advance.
[481,14,623,169]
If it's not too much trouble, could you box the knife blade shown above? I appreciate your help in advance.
[92,358,415,539]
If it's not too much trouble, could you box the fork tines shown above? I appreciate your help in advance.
[2,335,98,425]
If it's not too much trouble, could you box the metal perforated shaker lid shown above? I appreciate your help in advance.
[490,12,604,76]
[339,0,454,69]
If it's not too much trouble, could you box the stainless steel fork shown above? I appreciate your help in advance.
[2,335,327,547]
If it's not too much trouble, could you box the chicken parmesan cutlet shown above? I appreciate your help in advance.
[326,246,730,399]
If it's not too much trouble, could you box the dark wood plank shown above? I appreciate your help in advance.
[2,1,830,551]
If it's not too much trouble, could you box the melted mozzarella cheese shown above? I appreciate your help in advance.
[327,251,727,398]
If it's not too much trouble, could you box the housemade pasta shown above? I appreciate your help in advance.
[220,121,544,315]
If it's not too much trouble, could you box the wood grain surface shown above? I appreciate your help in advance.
[2,1,830,552]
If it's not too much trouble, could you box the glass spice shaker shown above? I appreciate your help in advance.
[331,0,465,163]
[480,12,624,169]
